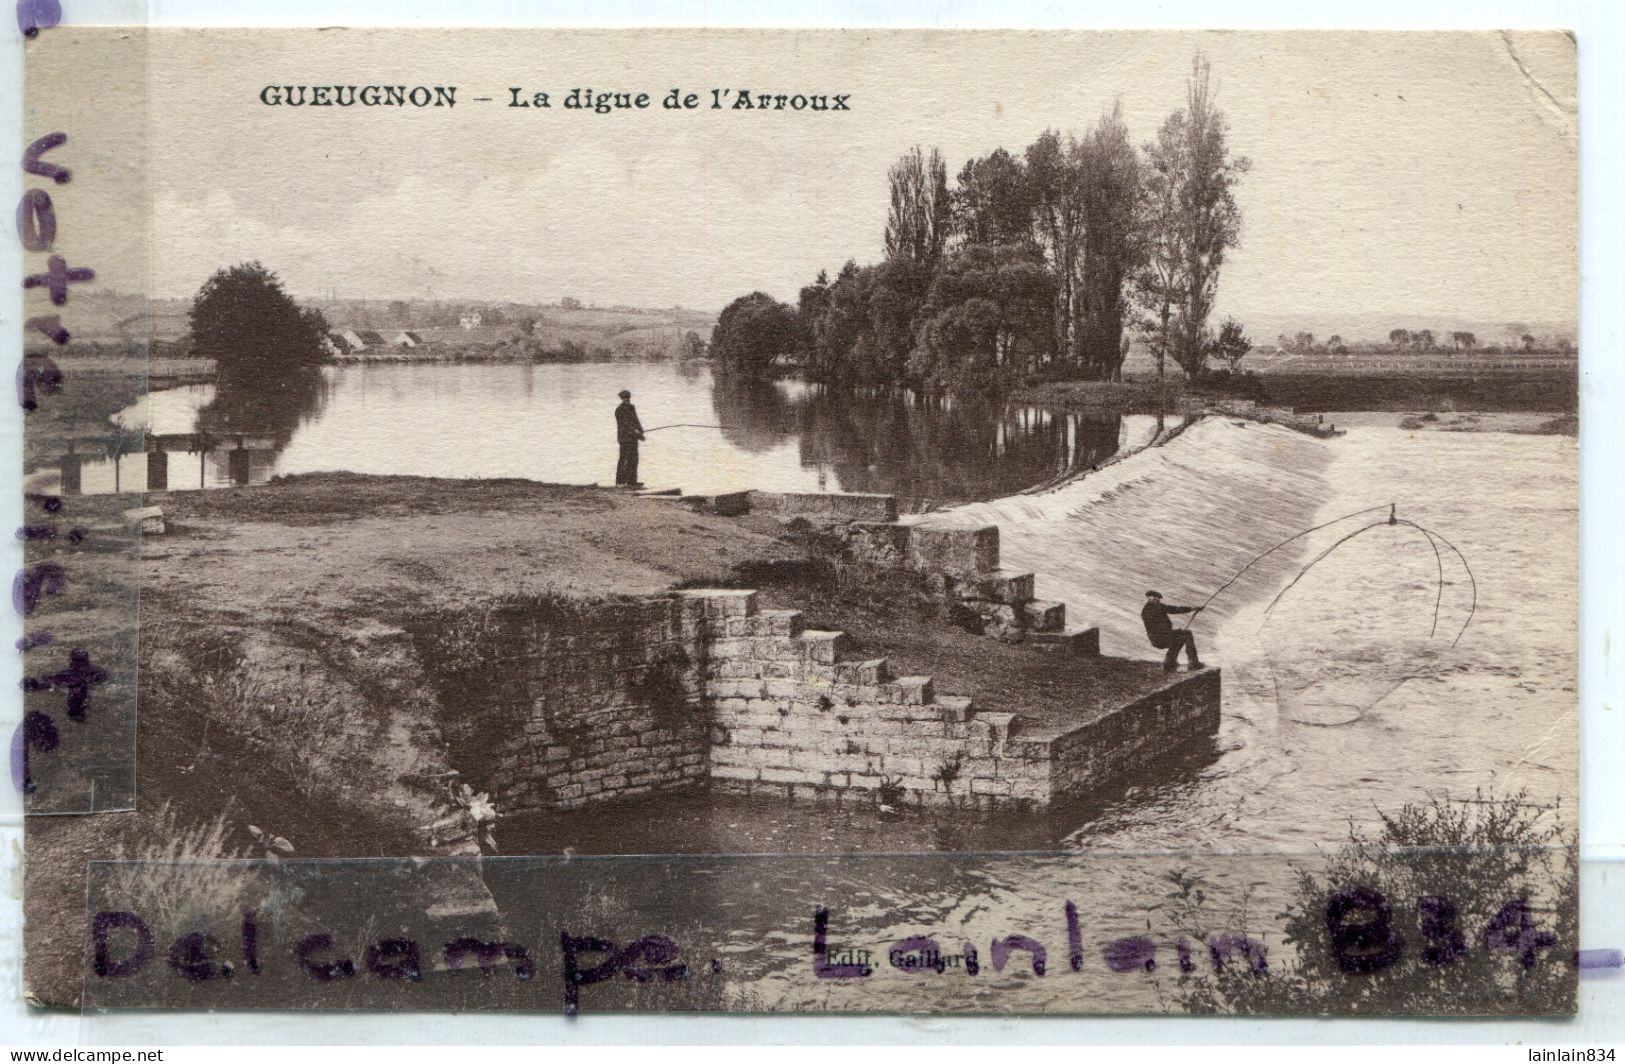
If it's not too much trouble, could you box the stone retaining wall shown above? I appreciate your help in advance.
[486,597,712,814]
[484,587,1218,815]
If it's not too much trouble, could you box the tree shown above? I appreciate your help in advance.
[1076,104,1144,381]
[1521,333,1536,352]
[559,296,582,310]
[387,299,410,323]
[908,243,1056,392]
[1451,330,1476,351]
[1293,331,1316,353]
[1414,328,1437,352]
[796,270,832,358]
[1135,56,1249,381]
[883,146,952,273]
[710,292,799,374]
[1025,129,1088,367]
[1388,328,1411,350]
[809,261,871,384]
[679,329,706,361]
[1326,334,1347,355]
[951,148,1032,248]
[187,261,329,378]
[1211,316,1252,372]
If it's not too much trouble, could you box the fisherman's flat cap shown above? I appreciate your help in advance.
[618,389,632,398]
[1145,590,1162,598]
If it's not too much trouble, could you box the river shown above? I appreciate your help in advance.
[89,360,1159,503]
[101,360,1578,1010]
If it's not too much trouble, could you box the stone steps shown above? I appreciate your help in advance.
[1021,599,1066,632]
[1026,625,1101,656]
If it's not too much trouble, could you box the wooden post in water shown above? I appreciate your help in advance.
[228,445,251,486]
[59,454,82,495]
[147,450,168,491]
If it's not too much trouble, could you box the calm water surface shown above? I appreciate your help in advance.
[92,360,1156,503]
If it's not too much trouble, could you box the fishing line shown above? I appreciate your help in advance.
[1186,502,1476,648]
[1257,514,1475,648]
[1178,504,1392,629]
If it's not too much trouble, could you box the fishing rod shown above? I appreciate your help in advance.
[640,423,793,435]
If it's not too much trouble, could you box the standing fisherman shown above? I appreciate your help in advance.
[1141,590,1204,670]
[614,389,645,487]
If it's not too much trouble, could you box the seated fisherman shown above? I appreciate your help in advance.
[1141,590,1203,670]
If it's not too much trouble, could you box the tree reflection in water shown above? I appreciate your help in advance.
[712,372,1126,503]
[195,364,333,485]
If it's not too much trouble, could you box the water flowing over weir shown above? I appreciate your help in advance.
[910,417,1576,849]
[911,418,1336,661]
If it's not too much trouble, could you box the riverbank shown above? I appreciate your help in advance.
[25,477,799,1004]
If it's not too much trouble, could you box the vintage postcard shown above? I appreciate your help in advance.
[16,27,1581,1018]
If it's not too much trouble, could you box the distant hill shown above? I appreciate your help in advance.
[67,294,718,359]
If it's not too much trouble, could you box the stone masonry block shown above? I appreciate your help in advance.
[762,679,803,700]
[710,678,768,700]
[888,676,934,705]
[935,695,974,722]
[798,630,851,664]
[833,658,892,685]
[751,638,802,663]
[673,588,758,618]
[1021,600,1066,632]
[969,568,1035,605]
[748,490,899,524]
[904,525,1000,576]
[1026,625,1101,656]
[726,610,805,638]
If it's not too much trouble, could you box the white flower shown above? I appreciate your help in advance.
[465,793,497,823]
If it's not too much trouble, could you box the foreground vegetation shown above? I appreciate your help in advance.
[1163,791,1578,1015]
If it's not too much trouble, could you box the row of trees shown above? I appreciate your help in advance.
[711,55,1251,391]
[1276,328,1574,356]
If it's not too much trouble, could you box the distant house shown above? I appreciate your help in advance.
[329,331,366,353]
[354,329,386,347]
[322,333,348,357]
[391,330,424,348]
[459,312,482,329]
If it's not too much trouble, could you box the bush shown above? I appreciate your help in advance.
[1168,790,1577,1015]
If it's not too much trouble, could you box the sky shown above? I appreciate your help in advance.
[34,28,1579,330]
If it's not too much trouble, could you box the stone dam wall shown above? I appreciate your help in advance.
[481,489,1219,815]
